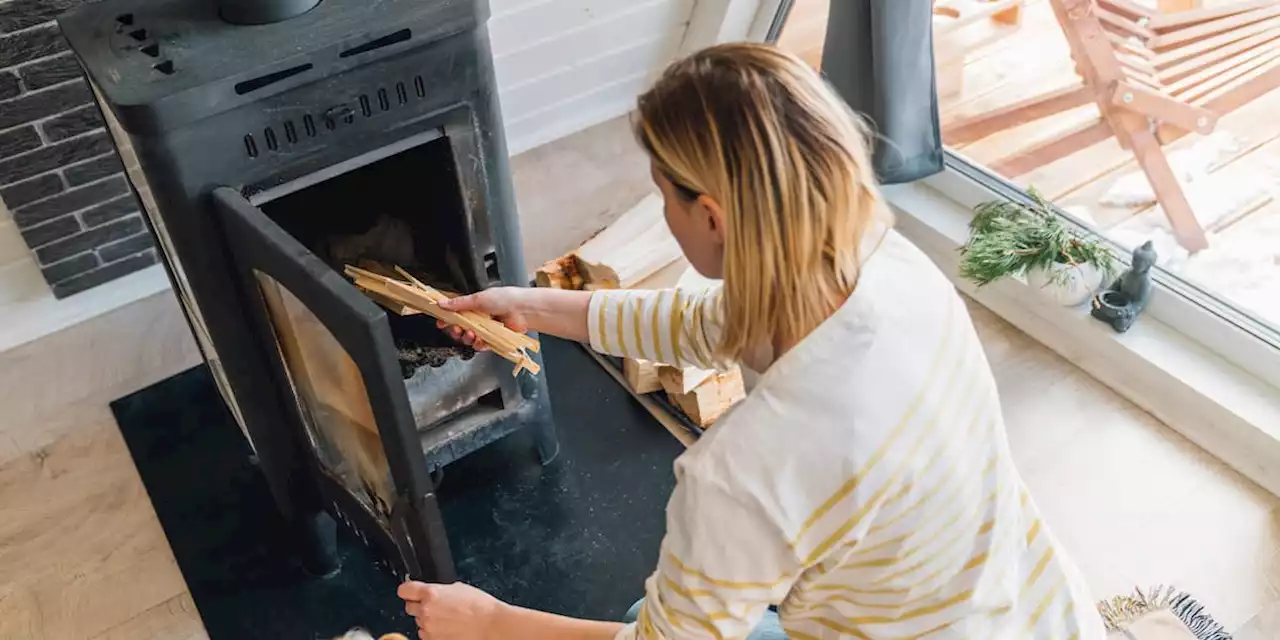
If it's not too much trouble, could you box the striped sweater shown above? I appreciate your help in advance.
[592,230,1105,639]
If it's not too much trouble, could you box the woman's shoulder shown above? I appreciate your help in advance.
[862,229,958,302]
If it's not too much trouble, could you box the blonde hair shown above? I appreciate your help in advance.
[634,43,888,360]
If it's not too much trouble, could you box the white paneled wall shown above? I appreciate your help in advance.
[490,0,697,154]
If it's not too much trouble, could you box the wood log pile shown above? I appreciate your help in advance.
[344,265,541,376]
[535,194,747,429]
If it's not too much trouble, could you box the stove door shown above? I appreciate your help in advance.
[212,186,455,583]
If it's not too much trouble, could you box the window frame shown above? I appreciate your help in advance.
[931,151,1280,391]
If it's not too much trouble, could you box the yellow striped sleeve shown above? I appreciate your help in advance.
[614,468,800,640]
[588,286,726,368]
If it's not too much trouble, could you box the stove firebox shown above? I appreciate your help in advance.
[58,0,558,583]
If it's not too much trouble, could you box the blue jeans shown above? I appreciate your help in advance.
[625,599,787,639]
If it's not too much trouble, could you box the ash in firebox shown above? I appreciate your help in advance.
[396,341,475,379]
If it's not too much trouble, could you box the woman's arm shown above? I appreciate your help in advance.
[398,465,797,640]
[491,605,623,640]
[437,287,592,344]
[587,286,726,369]
[440,285,727,369]
[398,581,622,640]
[618,469,800,640]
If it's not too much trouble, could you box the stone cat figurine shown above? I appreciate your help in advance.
[1091,240,1157,333]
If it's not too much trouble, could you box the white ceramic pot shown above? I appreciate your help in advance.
[1025,262,1105,307]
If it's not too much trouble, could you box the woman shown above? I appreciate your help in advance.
[398,43,1104,639]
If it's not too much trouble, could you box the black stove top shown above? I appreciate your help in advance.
[58,0,483,133]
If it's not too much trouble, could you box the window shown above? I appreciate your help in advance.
[770,0,1280,387]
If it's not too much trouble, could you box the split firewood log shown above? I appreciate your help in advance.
[535,194,683,291]
[658,365,716,396]
[624,358,663,394]
[666,366,746,428]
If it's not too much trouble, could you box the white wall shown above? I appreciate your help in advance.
[0,199,50,309]
[489,0,698,155]
[0,202,29,276]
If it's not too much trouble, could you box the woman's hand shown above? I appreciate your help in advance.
[397,580,623,640]
[398,581,506,640]
[435,287,530,350]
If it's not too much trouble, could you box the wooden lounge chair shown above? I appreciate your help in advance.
[934,0,1026,99]
[945,0,1280,251]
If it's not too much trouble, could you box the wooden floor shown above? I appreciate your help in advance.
[2,118,1278,637]
[0,400,206,639]
[779,0,1280,329]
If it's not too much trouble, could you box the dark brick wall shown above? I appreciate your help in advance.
[1,0,157,298]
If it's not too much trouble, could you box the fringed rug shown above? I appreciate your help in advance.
[1099,586,1231,640]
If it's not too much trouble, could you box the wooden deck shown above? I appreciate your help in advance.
[777,0,1280,329]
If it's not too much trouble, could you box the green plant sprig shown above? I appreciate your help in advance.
[959,188,1117,287]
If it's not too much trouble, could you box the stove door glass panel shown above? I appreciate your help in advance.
[256,272,394,516]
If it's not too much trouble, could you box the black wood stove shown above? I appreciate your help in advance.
[58,0,558,583]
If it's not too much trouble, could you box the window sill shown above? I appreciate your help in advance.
[883,178,1280,498]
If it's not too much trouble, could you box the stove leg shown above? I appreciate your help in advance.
[296,509,341,579]
[534,416,559,465]
[517,348,560,465]
[244,431,340,579]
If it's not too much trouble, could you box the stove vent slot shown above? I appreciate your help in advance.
[235,63,314,96]
[338,29,412,59]
[242,71,432,159]
[358,77,423,120]
[140,43,159,58]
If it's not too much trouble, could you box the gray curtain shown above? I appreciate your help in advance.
[820,0,943,184]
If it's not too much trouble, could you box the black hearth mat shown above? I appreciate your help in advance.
[110,337,682,639]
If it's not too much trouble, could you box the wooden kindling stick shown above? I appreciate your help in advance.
[343,265,541,376]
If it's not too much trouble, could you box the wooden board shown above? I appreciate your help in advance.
[583,348,699,447]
